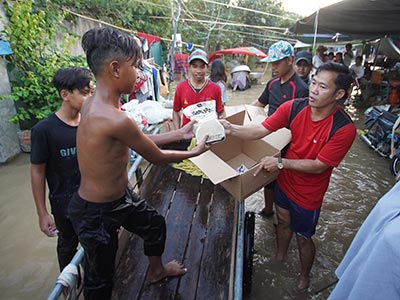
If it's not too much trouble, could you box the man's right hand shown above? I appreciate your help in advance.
[219,119,232,135]
[39,214,58,237]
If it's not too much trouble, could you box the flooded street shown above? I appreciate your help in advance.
[0,82,397,300]
[0,153,59,300]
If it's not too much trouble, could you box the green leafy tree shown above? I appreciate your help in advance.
[1,0,86,129]
[178,0,297,52]
[51,0,172,40]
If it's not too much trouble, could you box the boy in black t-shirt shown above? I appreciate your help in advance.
[31,67,94,271]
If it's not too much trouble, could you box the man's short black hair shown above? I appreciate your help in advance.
[53,67,93,95]
[81,27,141,76]
[316,62,353,99]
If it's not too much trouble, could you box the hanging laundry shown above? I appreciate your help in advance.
[174,53,189,81]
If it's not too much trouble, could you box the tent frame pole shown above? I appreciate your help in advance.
[312,9,319,51]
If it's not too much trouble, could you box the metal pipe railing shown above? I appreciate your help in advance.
[47,247,84,300]
[234,201,245,300]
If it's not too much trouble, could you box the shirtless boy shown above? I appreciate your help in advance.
[68,27,209,300]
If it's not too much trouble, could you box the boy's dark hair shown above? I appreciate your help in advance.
[316,62,353,99]
[81,27,141,76]
[210,60,227,83]
[53,67,93,96]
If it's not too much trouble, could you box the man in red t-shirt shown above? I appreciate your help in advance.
[173,49,225,129]
[221,62,356,291]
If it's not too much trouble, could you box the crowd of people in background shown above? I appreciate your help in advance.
[33,27,381,299]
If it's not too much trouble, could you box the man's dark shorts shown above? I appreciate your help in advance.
[274,183,320,238]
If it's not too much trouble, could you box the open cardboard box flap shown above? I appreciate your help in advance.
[244,104,267,123]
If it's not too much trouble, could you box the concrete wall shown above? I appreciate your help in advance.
[56,16,100,56]
[71,17,100,56]
[0,4,20,163]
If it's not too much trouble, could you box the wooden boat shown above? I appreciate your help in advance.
[48,145,255,300]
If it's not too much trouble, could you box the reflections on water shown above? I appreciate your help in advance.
[244,104,396,300]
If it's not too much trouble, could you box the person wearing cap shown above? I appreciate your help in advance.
[252,40,309,219]
[312,45,327,72]
[173,49,225,130]
[294,50,313,86]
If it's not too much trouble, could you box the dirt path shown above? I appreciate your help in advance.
[225,81,266,107]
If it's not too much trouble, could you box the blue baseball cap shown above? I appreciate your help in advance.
[261,41,294,63]
[188,49,208,64]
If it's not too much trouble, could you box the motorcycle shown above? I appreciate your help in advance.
[360,105,400,177]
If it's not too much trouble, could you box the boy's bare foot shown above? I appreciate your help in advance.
[148,260,187,284]
[297,275,310,291]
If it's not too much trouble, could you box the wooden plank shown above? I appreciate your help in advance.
[196,185,236,300]
[113,164,237,300]
[177,178,215,300]
[138,171,202,300]
[112,233,146,300]
[112,165,181,300]
[139,164,181,213]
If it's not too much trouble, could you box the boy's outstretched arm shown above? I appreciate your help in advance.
[149,120,196,146]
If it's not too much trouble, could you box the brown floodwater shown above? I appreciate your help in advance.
[0,82,396,300]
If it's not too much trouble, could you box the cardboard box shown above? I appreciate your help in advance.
[190,107,291,201]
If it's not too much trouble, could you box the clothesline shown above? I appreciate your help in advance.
[62,8,203,47]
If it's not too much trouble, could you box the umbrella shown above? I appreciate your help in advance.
[208,47,267,63]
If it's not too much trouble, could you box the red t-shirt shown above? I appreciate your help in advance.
[173,80,224,126]
[262,99,356,210]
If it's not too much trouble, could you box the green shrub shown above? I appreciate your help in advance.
[1,0,86,129]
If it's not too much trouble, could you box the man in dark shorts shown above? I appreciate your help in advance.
[222,62,356,291]
[252,40,309,218]
[68,27,209,300]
